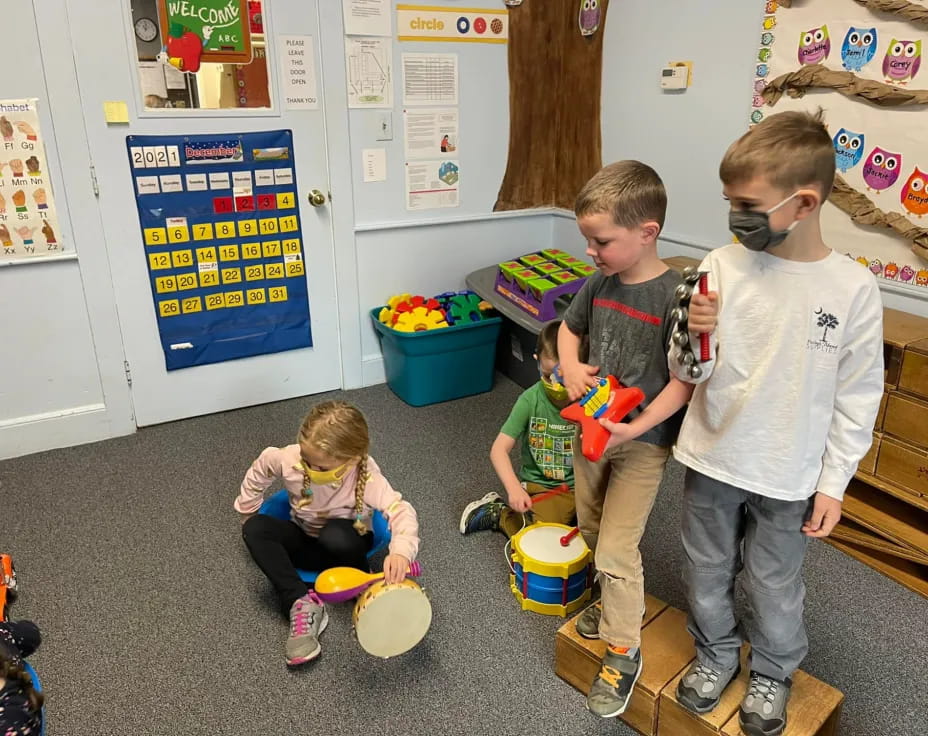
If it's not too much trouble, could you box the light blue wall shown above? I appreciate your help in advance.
[349,24,510,225]
[599,0,765,247]
[596,0,926,316]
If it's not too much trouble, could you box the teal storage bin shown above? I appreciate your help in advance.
[370,307,502,406]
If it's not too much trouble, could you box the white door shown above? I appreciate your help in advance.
[68,0,342,426]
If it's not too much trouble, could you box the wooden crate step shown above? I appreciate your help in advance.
[556,596,692,735]
[557,599,845,735]
[556,597,696,735]
[660,647,844,736]
[555,594,667,695]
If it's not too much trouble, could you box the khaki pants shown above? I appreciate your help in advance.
[574,435,669,648]
[499,481,576,539]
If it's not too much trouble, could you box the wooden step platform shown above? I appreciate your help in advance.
[555,598,843,736]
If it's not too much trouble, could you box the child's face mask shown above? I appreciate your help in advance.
[538,359,568,402]
[302,459,352,486]
[728,191,800,251]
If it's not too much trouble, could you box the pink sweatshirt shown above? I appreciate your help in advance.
[234,445,420,562]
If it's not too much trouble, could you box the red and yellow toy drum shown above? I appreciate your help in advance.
[509,522,592,616]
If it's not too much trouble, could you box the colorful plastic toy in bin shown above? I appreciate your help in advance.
[535,262,562,276]
[571,263,598,278]
[550,270,580,285]
[370,301,501,406]
[519,253,547,267]
[494,250,594,321]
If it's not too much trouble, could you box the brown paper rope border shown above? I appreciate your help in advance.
[762,64,928,106]
[777,0,928,28]
[831,175,928,263]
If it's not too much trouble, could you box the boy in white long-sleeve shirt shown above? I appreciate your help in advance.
[667,110,883,736]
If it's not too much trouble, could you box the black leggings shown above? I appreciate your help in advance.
[242,514,373,612]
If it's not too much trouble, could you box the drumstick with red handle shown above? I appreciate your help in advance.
[560,526,580,547]
[697,272,710,362]
[673,267,712,380]
[528,483,570,506]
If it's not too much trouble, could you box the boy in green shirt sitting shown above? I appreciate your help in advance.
[459,320,578,537]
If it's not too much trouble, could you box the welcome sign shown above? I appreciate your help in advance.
[397,4,508,43]
[158,0,252,63]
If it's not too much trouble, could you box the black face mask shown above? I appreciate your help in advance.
[728,192,799,251]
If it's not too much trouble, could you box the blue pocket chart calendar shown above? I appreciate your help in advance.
[126,130,312,370]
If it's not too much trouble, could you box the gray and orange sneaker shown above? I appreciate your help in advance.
[286,591,328,666]
[587,647,642,718]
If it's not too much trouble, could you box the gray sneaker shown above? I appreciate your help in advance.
[739,672,791,736]
[575,600,602,639]
[286,591,328,666]
[587,648,642,718]
[676,661,741,714]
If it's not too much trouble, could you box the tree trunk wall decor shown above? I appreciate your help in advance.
[494,0,609,212]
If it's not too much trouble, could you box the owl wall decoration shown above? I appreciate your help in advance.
[832,129,865,173]
[882,39,922,84]
[862,147,902,192]
[900,167,928,217]
[798,26,831,65]
[841,27,878,72]
[579,0,601,36]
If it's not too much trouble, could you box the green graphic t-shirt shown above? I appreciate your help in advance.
[500,382,575,487]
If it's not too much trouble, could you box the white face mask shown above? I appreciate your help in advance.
[729,191,800,251]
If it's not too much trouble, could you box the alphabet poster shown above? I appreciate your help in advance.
[125,129,313,370]
[0,99,63,262]
[749,1,928,291]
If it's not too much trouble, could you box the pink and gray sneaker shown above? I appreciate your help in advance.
[286,591,328,666]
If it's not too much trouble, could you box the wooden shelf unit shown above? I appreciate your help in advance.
[825,308,928,599]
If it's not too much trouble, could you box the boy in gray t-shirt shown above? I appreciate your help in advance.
[558,161,694,720]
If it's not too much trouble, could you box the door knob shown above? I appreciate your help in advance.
[308,189,327,207]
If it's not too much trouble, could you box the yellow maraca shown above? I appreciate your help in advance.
[315,560,423,603]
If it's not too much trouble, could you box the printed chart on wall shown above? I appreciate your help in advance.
[404,107,460,210]
[750,1,928,292]
[402,56,460,210]
[125,130,312,370]
[0,99,63,262]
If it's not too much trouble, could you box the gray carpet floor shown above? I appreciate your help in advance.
[2,377,926,735]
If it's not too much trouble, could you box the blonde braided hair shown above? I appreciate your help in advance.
[298,400,371,536]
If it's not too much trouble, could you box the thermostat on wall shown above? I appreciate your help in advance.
[661,61,692,90]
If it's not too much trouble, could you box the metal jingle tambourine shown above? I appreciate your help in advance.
[671,266,710,380]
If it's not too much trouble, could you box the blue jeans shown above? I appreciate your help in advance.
[681,468,812,681]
